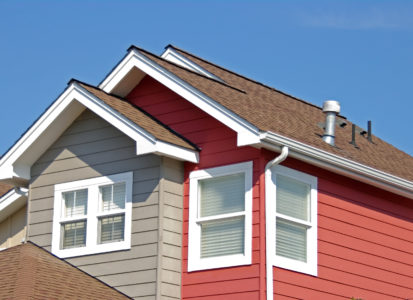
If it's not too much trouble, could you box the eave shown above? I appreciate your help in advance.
[0,81,199,184]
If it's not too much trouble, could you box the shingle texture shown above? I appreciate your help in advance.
[0,242,130,299]
[0,183,12,197]
[131,45,413,183]
[75,81,197,151]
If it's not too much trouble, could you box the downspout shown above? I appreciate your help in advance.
[264,146,289,300]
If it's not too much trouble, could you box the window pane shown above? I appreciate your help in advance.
[201,217,244,258]
[276,218,307,262]
[62,221,86,249]
[63,189,87,217]
[200,173,244,217]
[276,175,310,221]
[101,183,125,211]
[99,214,125,243]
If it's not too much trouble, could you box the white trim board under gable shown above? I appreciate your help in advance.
[99,48,261,147]
[161,47,224,82]
[0,82,198,183]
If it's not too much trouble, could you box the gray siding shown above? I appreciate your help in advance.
[27,110,184,299]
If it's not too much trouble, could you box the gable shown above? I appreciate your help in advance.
[0,80,198,186]
[98,45,413,199]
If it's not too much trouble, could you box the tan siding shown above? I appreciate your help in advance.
[156,157,184,300]
[0,205,27,248]
[28,110,163,299]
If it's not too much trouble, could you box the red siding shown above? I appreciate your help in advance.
[127,76,413,299]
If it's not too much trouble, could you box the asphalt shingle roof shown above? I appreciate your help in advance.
[0,183,12,198]
[0,242,130,299]
[74,80,198,151]
[129,45,413,183]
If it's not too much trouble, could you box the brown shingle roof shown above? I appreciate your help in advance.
[0,183,12,197]
[73,80,198,151]
[0,242,130,299]
[130,45,413,183]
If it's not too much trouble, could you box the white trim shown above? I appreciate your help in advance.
[99,48,260,147]
[52,172,133,258]
[260,132,413,200]
[97,47,413,199]
[0,189,27,223]
[266,165,318,278]
[187,161,253,271]
[161,47,224,82]
[0,82,198,182]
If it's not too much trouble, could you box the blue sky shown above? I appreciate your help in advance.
[1,1,412,156]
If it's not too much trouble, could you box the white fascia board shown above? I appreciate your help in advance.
[154,140,199,163]
[0,189,27,223]
[161,47,224,82]
[100,48,260,147]
[0,82,199,182]
[260,131,413,199]
[0,84,84,181]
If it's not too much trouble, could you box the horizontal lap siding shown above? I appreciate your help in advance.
[274,160,413,299]
[28,110,162,299]
[127,77,263,299]
[128,76,413,299]
[158,157,184,299]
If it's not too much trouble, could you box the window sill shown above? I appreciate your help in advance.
[188,253,251,272]
[53,240,131,258]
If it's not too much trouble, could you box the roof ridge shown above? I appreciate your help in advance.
[73,79,201,151]
[128,45,247,95]
[166,44,327,113]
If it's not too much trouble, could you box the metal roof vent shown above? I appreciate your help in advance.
[322,100,341,146]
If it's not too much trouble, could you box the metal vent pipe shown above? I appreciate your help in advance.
[322,100,341,146]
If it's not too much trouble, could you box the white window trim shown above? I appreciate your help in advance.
[266,165,318,276]
[52,172,133,258]
[188,161,253,272]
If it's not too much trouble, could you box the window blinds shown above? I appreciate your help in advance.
[100,215,125,243]
[201,217,244,258]
[100,182,126,211]
[276,175,310,221]
[199,173,245,258]
[63,189,87,217]
[62,221,86,249]
[276,174,310,262]
[200,174,244,217]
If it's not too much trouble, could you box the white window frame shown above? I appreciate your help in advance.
[188,161,253,272]
[266,165,318,276]
[52,172,133,258]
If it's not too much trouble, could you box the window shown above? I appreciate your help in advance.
[188,161,252,271]
[52,172,133,258]
[266,165,317,276]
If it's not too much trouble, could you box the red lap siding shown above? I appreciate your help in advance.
[127,76,413,299]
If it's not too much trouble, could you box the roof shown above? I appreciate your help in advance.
[130,45,413,183]
[0,183,12,197]
[0,242,130,299]
[74,80,197,151]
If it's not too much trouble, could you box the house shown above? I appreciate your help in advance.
[0,44,412,299]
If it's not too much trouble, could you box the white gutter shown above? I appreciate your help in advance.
[264,146,289,300]
[260,132,413,200]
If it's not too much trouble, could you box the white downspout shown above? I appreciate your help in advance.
[264,146,289,300]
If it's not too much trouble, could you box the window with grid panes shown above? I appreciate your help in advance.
[52,172,132,258]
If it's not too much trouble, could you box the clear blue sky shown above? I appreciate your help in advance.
[1,1,412,156]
